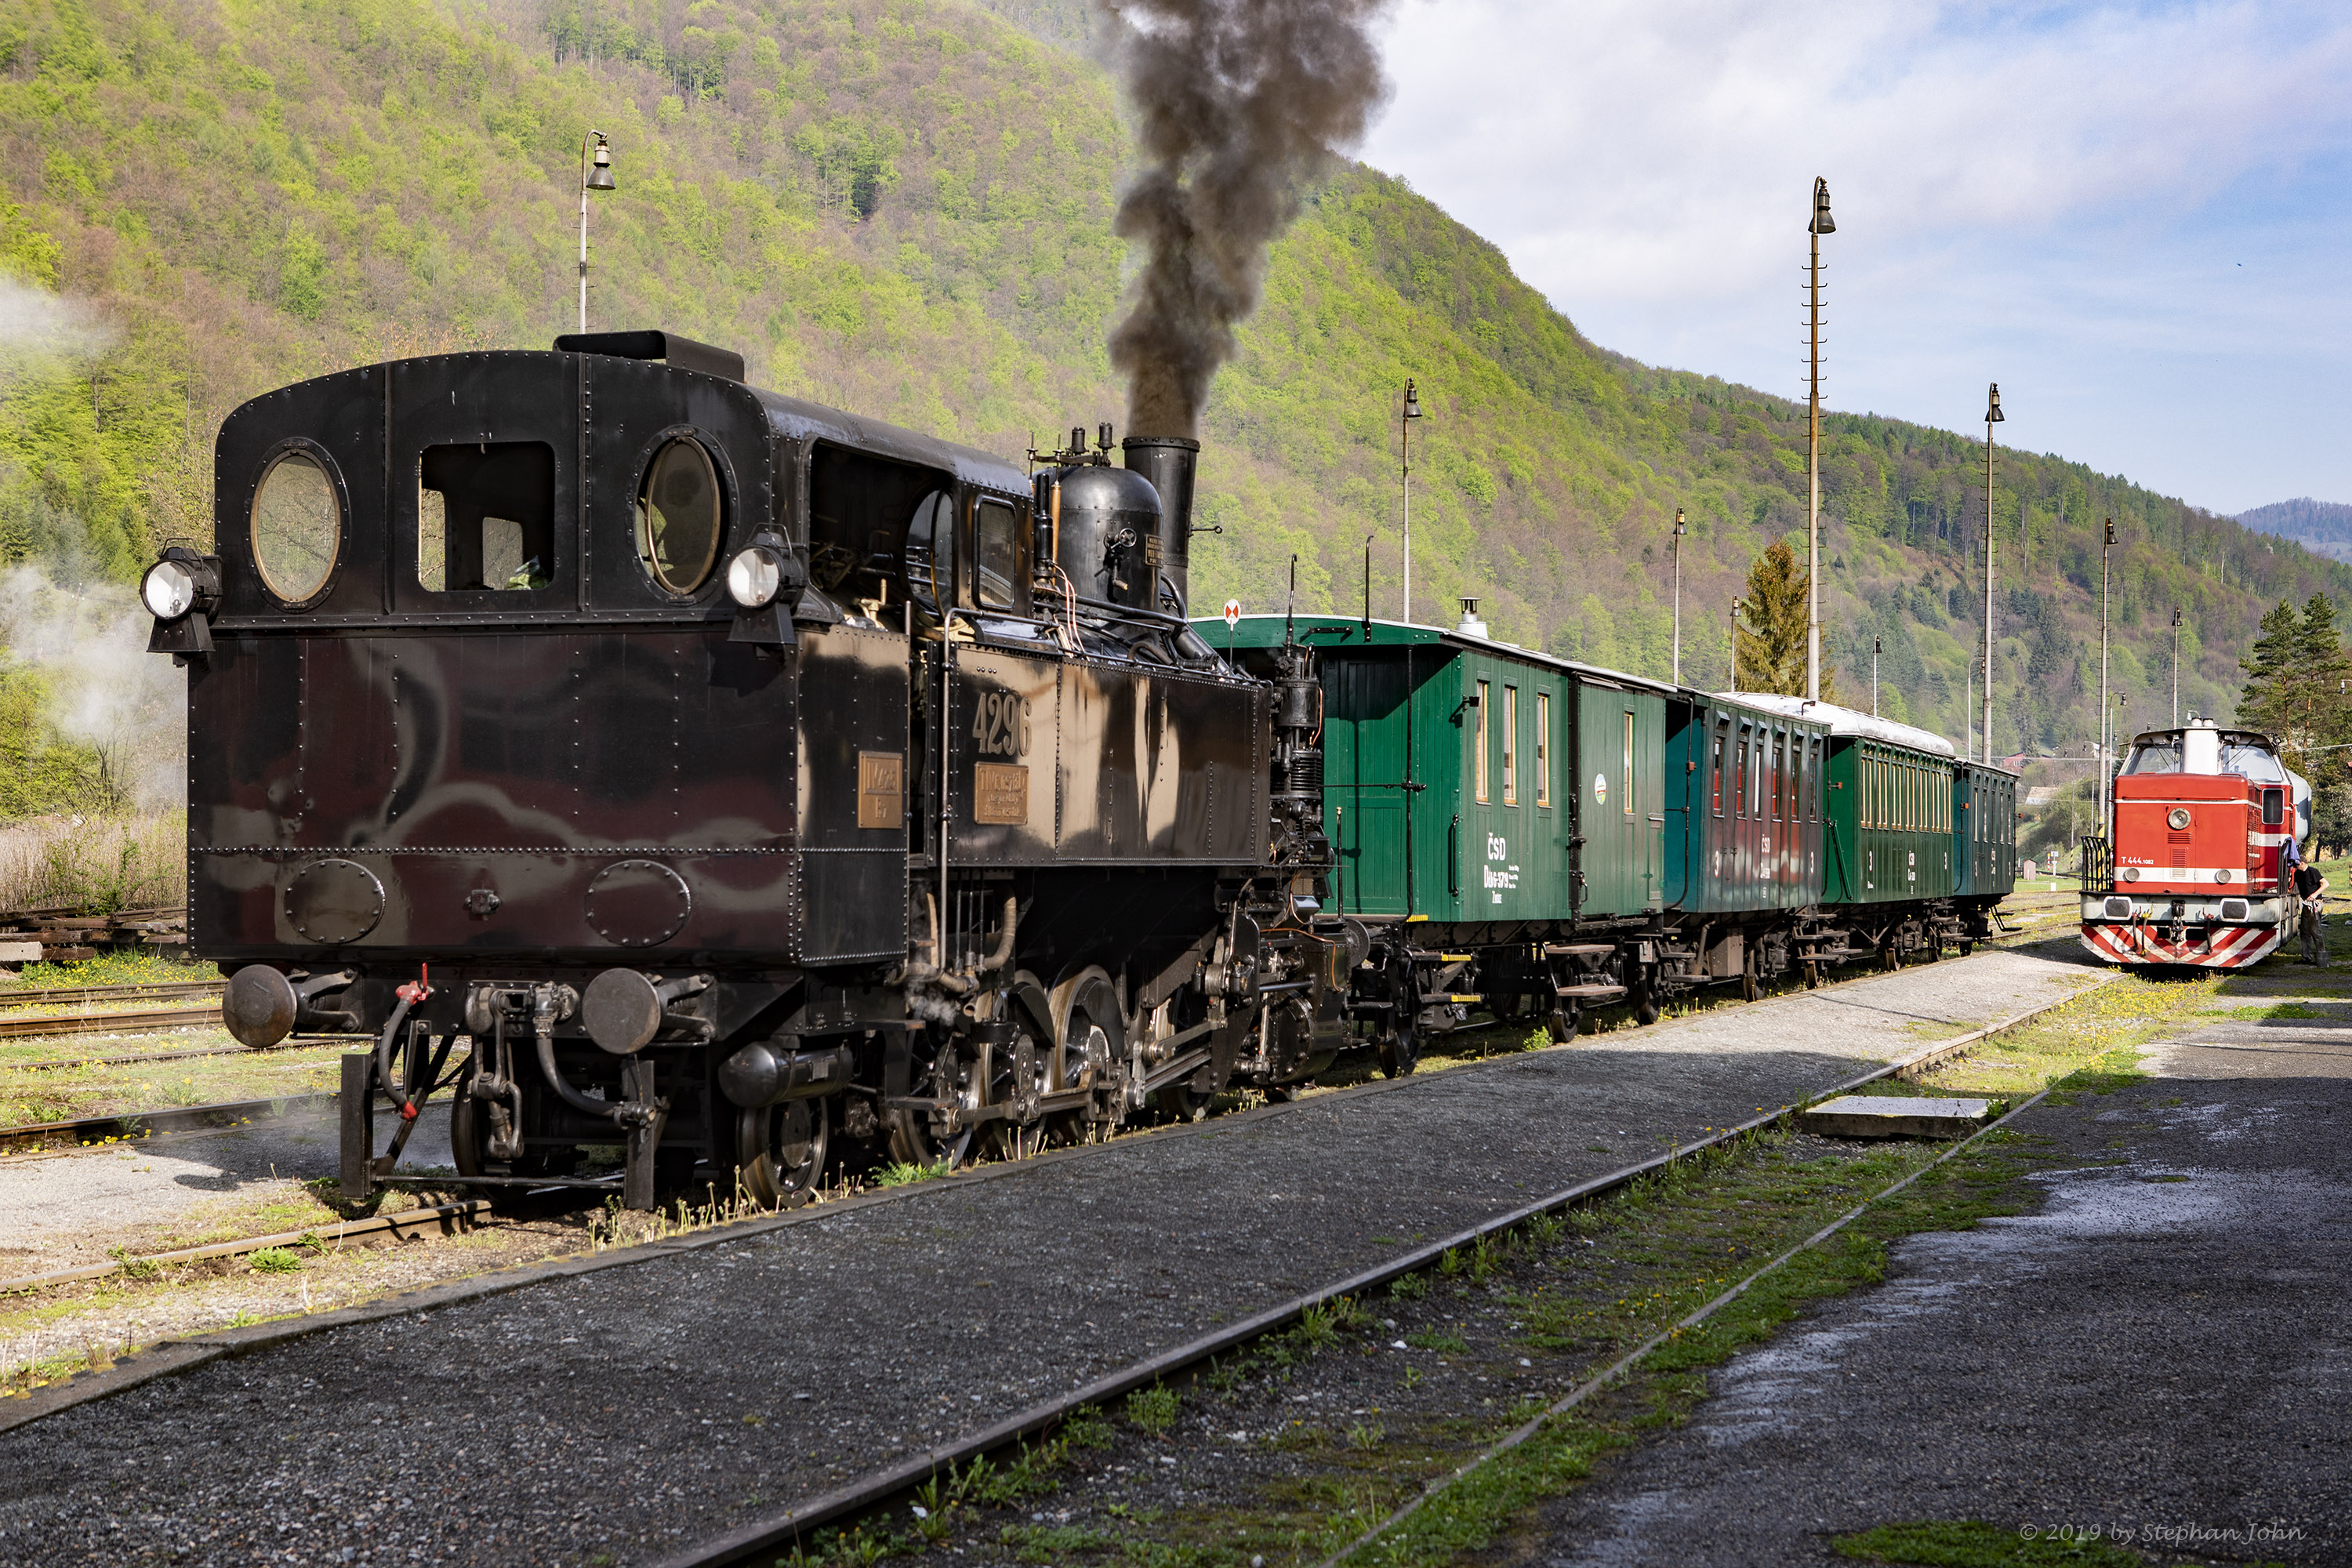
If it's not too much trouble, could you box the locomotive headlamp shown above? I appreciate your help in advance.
[140,546,222,660]
[724,532,807,648]
[727,544,786,608]
[2167,808,2192,830]
[142,557,198,619]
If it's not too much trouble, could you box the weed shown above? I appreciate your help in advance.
[1125,1383,1178,1436]
[1404,1327,1468,1354]
[1345,1421,1384,1451]
[873,1160,949,1188]
[247,1248,302,1275]
[1388,1271,1428,1301]
[909,1475,955,1542]
[1061,1404,1112,1450]
[1436,1247,1465,1276]
[105,1246,160,1282]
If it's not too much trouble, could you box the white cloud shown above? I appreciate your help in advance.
[1359,0,2352,509]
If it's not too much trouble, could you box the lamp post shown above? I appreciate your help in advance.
[2171,607,2183,726]
[578,131,615,333]
[1980,382,2005,762]
[1730,598,1743,693]
[1871,637,1881,717]
[1400,378,1423,624]
[1671,508,1688,685]
[2099,517,2115,839]
[1806,177,1835,701]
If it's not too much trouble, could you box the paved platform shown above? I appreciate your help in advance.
[1531,989,2352,1564]
[0,946,2100,1567]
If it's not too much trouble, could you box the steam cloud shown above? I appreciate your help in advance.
[0,568,184,811]
[1106,0,1392,437]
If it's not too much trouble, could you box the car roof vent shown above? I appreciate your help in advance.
[554,329,745,383]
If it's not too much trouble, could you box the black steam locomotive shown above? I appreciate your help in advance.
[142,332,1335,1209]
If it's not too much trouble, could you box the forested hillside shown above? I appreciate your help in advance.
[2238,498,2352,565]
[1,0,2344,781]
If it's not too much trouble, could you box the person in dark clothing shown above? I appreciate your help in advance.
[2294,857,2328,965]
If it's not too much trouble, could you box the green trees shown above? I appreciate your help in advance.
[0,0,2331,775]
[1733,540,1838,702]
[2236,594,2352,851]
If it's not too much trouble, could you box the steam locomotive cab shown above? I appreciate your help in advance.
[2084,719,2301,967]
[147,333,1328,1209]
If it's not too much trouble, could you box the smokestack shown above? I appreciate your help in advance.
[1121,435,1198,613]
[1105,0,1392,441]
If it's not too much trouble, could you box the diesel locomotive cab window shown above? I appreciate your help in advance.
[974,499,1019,610]
[250,448,341,604]
[636,437,722,594]
[418,442,555,591]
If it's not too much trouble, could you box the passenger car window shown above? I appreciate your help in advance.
[974,499,1019,610]
[419,442,555,592]
[1503,688,1519,805]
[1475,681,1491,803]
[1536,692,1552,808]
[251,448,341,604]
[637,437,722,594]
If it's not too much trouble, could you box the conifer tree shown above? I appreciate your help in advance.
[1733,540,1836,701]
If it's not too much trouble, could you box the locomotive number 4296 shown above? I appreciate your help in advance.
[973,691,1031,759]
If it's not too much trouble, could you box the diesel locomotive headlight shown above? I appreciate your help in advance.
[142,557,198,619]
[2166,808,2192,830]
[726,546,785,608]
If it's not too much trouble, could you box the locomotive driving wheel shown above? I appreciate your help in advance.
[736,1097,829,1209]
[886,1026,979,1171]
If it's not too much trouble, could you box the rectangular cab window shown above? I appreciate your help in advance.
[1475,681,1491,803]
[974,498,1021,610]
[1711,727,1724,816]
[418,442,555,591]
[1503,687,1519,805]
[1734,735,1747,819]
[1536,692,1551,808]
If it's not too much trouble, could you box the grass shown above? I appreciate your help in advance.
[0,813,185,919]
[1835,1520,2146,1566]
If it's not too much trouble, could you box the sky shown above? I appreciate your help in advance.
[1354,0,2352,519]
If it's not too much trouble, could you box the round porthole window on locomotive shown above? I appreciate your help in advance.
[249,448,342,604]
[637,437,723,594]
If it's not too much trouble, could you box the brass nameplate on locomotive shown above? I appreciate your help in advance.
[858,751,903,830]
[973,762,1029,826]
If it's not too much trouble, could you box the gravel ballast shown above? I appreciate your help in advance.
[0,948,2095,1566]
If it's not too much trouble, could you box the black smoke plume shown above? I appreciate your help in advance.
[1105,0,1392,438]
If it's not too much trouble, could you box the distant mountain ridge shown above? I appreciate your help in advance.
[2238,499,2352,564]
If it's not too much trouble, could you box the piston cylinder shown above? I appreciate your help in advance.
[717,1039,856,1108]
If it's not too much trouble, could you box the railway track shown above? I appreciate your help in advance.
[0,979,220,1011]
[0,1197,495,1296]
[0,1092,335,1155]
[0,1004,223,1043]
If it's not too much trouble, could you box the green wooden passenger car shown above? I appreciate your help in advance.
[1218,615,1670,930]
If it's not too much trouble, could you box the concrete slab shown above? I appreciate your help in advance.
[0,945,2102,1567]
[1523,971,2352,1566]
[1796,1095,1992,1139]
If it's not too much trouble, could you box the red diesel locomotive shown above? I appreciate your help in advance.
[2082,718,2308,967]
